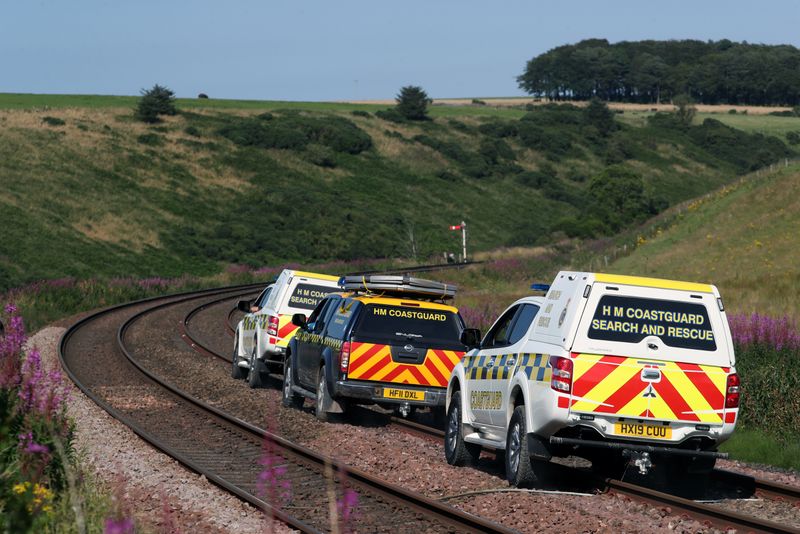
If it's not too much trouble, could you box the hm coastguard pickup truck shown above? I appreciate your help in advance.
[445,272,739,486]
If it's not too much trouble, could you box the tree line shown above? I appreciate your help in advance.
[518,39,800,106]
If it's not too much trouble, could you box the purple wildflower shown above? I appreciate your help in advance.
[336,468,360,534]
[19,432,50,455]
[728,313,800,352]
[104,517,135,534]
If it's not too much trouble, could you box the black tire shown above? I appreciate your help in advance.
[506,405,538,487]
[282,357,304,409]
[246,344,263,388]
[444,391,481,466]
[231,338,246,380]
[315,365,331,422]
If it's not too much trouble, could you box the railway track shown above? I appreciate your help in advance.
[60,286,516,533]
[184,291,800,533]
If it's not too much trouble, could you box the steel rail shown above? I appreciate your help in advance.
[184,284,800,533]
[62,287,517,533]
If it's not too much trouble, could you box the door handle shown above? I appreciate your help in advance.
[486,358,496,368]
[506,358,516,366]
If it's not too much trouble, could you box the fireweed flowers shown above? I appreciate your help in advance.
[1,303,73,532]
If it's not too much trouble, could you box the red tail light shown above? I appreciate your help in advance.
[267,315,279,336]
[725,373,740,409]
[550,355,574,393]
[340,341,351,373]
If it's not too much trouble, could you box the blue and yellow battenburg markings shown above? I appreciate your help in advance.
[294,330,344,351]
[464,353,551,381]
[242,315,268,330]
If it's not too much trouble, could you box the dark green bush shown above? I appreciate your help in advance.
[137,133,164,146]
[42,116,65,126]
[517,122,572,158]
[786,131,800,145]
[447,119,470,132]
[478,121,518,138]
[734,345,800,438]
[351,110,371,118]
[375,108,406,123]
[305,144,336,168]
[218,115,371,154]
[184,126,201,137]
[135,84,177,123]
[395,85,430,121]
[689,118,792,172]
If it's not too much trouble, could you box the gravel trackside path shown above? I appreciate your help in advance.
[40,289,800,533]
[33,326,292,534]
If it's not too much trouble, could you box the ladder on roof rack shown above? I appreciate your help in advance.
[339,274,457,300]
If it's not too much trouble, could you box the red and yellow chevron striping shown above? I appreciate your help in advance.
[275,315,299,347]
[570,353,728,423]
[346,342,464,388]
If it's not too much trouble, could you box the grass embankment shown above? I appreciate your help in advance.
[1,93,793,292]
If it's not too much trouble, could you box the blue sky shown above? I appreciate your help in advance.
[2,0,799,101]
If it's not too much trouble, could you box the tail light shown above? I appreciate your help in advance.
[550,355,573,393]
[340,341,351,373]
[267,315,279,336]
[725,373,740,408]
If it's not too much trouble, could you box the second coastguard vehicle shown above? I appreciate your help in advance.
[233,269,341,388]
[283,275,467,421]
[445,272,739,486]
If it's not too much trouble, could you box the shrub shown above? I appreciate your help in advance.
[42,117,65,127]
[137,133,164,146]
[447,119,470,132]
[135,84,177,124]
[350,110,371,118]
[583,98,615,136]
[478,121,518,138]
[786,131,800,145]
[198,93,209,99]
[218,115,371,154]
[184,126,201,137]
[375,108,406,123]
[395,85,430,121]
[305,144,336,168]
[471,99,487,106]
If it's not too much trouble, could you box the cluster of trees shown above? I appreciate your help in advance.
[518,39,800,105]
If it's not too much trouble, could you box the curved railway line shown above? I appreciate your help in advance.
[59,285,515,533]
[56,265,800,533]
[206,290,800,533]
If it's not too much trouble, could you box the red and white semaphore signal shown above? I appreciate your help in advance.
[449,220,468,262]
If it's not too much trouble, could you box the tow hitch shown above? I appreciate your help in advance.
[624,450,653,475]
[397,402,412,418]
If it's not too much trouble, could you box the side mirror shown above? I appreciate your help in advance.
[460,328,482,349]
[237,299,251,313]
[291,313,307,329]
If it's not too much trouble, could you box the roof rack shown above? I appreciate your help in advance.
[339,274,457,301]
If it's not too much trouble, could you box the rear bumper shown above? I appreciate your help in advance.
[548,435,727,460]
[334,380,447,407]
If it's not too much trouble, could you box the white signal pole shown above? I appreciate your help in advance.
[461,220,467,262]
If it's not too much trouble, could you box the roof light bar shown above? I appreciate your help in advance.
[530,283,550,292]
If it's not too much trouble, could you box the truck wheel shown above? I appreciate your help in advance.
[231,339,245,380]
[282,357,304,409]
[246,345,263,388]
[506,405,538,487]
[315,365,331,422]
[444,391,480,466]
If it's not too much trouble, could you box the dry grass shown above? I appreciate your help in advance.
[346,98,792,116]
[72,213,161,251]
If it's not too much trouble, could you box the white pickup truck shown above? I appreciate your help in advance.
[445,272,739,486]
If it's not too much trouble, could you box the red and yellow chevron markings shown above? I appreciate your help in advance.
[276,315,299,346]
[570,353,728,423]
[346,342,464,388]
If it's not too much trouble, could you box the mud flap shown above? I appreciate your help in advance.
[527,433,552,461]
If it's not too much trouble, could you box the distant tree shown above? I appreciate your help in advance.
[588,165,653,232]
[673,94,697,127]
[136,84,177,123]
[395,86,431,121]
[583,98,615,136]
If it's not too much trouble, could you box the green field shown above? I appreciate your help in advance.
[0,92,795,293]
[610,165,800,319]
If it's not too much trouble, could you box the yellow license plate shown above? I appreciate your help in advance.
[614,422,672,440]
[383,388,425,402]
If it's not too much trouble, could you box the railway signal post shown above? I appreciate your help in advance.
[449,221,467,262]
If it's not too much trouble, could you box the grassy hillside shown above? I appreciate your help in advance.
[0,95,793,291]
[610,165,800,319]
